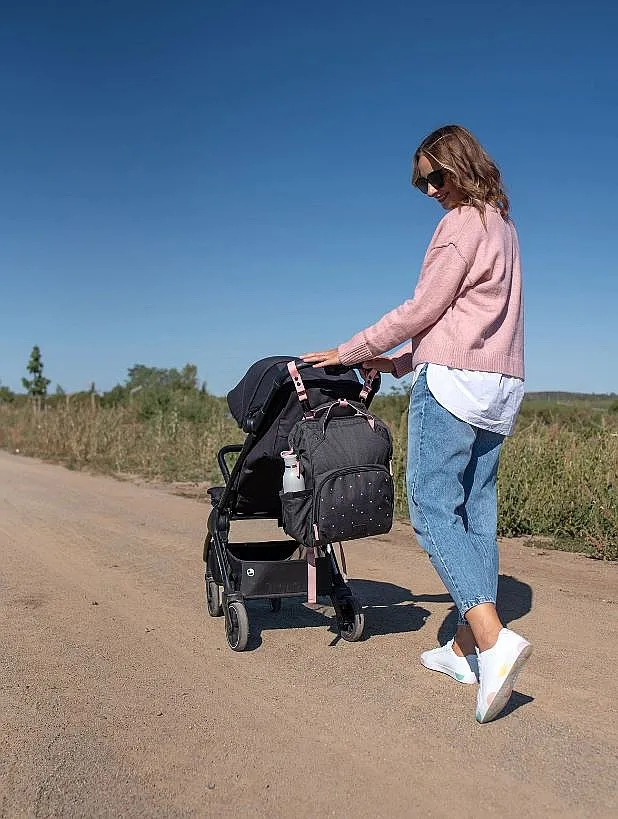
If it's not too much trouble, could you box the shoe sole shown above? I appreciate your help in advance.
[477,644,533,723]
[420,656,478,685]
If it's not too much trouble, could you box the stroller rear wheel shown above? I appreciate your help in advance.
[336,595,365,642]
[224,599,249,651]
[205,577,223,617]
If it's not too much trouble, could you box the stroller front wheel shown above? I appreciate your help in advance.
[225,600,249,651]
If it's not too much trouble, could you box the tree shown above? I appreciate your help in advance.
[22,346,51,407]
[114,362,211,419]
[0,380,15,403]
[125,363,199,392]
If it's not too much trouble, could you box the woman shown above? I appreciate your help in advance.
[302,124,532,724]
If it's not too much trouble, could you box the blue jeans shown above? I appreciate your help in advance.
[407,368,504,625]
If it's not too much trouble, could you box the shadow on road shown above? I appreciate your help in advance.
[348,578,431,638]
[241,578,432,650]
[239,572,532,656]
[495,690,535,720]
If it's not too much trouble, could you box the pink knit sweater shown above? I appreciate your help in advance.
[338,204,524,379]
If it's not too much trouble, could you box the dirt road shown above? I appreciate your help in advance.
[0,451,616,818]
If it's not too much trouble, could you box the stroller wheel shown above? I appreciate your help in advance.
[269,598,282,613]
[337,596,365,642]
[225,600,249,651]
[205,577,223,617]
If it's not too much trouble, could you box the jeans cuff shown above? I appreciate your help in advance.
[460,597,496,619]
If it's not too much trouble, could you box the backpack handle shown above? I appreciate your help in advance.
[319,399,376,436]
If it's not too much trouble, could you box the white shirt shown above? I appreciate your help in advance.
[412,363,524,436]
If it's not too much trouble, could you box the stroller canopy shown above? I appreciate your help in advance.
[227,356,362,429]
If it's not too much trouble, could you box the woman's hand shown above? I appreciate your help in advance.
[300,348,342,368]
[301,350,395,375]
[361,357,395,375]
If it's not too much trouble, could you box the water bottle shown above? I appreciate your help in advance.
[281,450,305,492]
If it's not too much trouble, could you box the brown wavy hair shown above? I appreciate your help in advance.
[412,124,510,223]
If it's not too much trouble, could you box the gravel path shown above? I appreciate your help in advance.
[0,451,616,818]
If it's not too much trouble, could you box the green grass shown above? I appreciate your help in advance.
[381,391,617,559]
[1,391,616,559]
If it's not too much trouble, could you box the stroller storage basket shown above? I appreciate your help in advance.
[225,542,332,598]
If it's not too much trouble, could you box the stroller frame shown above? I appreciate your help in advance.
[203,361,379,651]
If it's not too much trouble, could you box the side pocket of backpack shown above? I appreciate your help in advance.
[279,488,314,546]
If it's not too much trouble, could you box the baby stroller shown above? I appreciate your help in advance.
[203,356,388,651]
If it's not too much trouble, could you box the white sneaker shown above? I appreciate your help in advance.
[476,628,532,724]
[420,639,479,684]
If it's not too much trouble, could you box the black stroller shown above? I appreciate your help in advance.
[203,356,384,651]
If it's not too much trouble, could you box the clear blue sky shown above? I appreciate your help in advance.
[2,0,617,396]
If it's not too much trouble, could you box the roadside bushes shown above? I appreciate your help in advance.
[0,394,616,559]
[0,398,240,483]
[385,394,617,559]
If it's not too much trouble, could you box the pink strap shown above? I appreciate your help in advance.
[287,361,314,418]
[359,368,378,403]
[287,361,307,402]
[306,547,317,604]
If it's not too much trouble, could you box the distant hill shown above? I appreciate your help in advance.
[524,391,617,406]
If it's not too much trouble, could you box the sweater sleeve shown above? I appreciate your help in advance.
[389,342,414,378]
[338,242,469,368]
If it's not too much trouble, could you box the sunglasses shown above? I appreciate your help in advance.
[414,168,445,195]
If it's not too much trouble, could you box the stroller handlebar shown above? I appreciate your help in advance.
[294,360,351,377]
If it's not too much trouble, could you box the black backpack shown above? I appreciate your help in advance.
[281,395,394,547]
